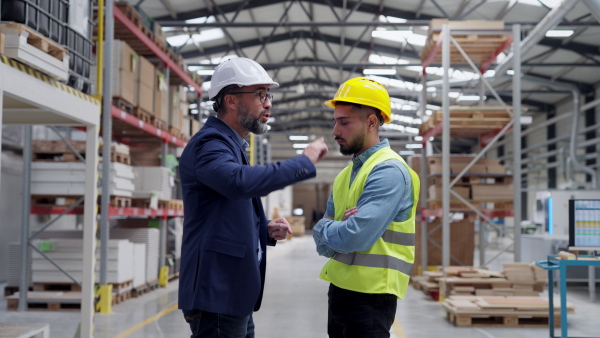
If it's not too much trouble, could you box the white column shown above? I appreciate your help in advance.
[81,124,99,337]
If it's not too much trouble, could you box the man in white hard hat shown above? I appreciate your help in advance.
[179,57,328,337]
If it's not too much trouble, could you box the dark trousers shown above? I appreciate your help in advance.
[182,309,255,338]
[327,283,397,338]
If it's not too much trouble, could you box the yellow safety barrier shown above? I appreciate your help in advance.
[159,266,170,288]
[95,284,113,314]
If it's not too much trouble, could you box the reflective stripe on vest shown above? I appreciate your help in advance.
[381,229,415,247]
[333,252,414,276]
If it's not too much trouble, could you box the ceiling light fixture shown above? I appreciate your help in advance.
[289,135,309,141]
[292,143,309,149]
[363,68,397,75]
[545,30,574,37]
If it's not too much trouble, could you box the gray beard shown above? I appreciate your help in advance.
[239,104,268,135]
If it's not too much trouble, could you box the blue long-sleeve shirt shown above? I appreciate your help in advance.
[313,139,415,258]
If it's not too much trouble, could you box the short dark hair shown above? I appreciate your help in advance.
[212,84,241,114]
[334,101,384,126]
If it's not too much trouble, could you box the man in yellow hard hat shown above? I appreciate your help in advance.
[313,77,420,338]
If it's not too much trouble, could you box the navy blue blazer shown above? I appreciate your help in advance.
[178,116,316,316]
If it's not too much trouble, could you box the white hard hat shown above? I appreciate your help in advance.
[208,57,279,100]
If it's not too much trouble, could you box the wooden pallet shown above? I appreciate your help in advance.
[31,195,84,207]
[112,290,132,305]
[131,279,159,297]
[33,152,82,162]
[115,2,142,27]
[169,126,181,138]
[33,282,81,292]
[133,106,154,124]
[109,195,132,208]
[6,291,82,312]
[0,23,68,61]
[419,106,512,137]
[421,19,510,66]
[111,151,131,165]
[154,117,167,131]
[445,307,559,328]
[113,96,134,114]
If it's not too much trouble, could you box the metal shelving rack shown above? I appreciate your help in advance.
[4,0,199,335]
[0,57,101,337]
[95,0,200,316]
[418,23,522,275]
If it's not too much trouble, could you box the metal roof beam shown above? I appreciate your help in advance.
[155,0,437,22]
[180,30,420,60]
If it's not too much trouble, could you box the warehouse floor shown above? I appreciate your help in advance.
[1,233,599,338]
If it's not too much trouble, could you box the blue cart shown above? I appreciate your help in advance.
[536,256,600,338]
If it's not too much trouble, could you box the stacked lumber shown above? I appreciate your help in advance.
[419,106,512,137]
[421,19,510,67]
[443,295,574,327]
[439,263,546,298]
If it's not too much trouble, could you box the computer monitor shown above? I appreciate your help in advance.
[568,199,600,251]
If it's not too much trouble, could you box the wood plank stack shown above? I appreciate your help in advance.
[419,106,512,138]
[443,295,574,328]
[421,19,509,66]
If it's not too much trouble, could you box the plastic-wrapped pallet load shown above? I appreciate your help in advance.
[132,166,173,200]
[110,228,159,283]
[30,161,135,196]
[30,238,134,284]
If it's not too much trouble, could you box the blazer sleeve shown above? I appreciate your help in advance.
[194,135,316,199]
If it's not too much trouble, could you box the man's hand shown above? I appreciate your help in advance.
[342,207,358,221]
[268,217,292,240]
[302,137,328,164]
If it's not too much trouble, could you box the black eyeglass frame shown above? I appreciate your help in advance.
[228,91,274,104]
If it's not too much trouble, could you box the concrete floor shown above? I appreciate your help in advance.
[1,233,599,337]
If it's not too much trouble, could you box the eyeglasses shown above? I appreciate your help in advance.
[229,90,273,104]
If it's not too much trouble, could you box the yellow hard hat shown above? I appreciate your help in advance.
[324,77,392,123]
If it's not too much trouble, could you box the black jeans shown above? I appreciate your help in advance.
[182,309,255,338]
[327,283,397,338]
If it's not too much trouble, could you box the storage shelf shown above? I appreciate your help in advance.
[30,205,183,217]
[111,105,187,147]
[422,209,514,218]
[112,4,202,93]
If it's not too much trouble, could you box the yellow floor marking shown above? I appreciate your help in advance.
[392,319,407,338]
[112,303,179,338]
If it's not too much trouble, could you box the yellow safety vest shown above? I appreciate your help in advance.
[319,147,420,299]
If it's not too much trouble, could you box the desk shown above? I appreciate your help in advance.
[536,256,600,338]
[0,323,49,338]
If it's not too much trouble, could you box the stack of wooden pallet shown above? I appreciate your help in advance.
[419,106,512,138]
[443,295,574,328]
[439,263,546,298]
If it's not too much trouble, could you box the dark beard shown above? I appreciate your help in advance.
[239,102,268,135]
[338,131,365,156]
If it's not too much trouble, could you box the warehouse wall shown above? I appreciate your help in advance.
[492,85,600,222]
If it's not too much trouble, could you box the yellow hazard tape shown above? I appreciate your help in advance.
[0,55,100,106]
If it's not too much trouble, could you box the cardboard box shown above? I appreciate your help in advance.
[154,69,168,121]
[138,82,154,113]
[113,69,136,106]
[0,33,5,55]
[471,184,513,200]
[137,56,155,86]
[182,115,191,137]
[428,185,470,200]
